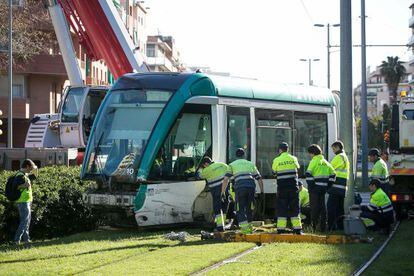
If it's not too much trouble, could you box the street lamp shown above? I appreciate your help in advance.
[314,23,340,89]
[299,58,320,86]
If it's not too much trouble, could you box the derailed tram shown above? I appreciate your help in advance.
[81,72,340,227]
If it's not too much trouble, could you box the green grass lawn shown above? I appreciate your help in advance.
[365,220,414,276]
[0,229,254,275]
[2,222,412,275]
[207,239,382,275]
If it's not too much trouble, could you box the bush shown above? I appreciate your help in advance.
[0,166,98,241]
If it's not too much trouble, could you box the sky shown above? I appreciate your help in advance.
[145,0,411,91]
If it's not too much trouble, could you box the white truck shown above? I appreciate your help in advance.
[389,92,414,219]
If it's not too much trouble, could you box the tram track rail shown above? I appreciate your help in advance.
[352,220,401,276]
[191,245,263,275]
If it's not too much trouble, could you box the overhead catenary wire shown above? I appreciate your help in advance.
[299,0,314,24]
[191,245,262,275]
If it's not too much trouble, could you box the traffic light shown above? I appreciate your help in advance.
[384,130,390,143]
[0,109,3,136]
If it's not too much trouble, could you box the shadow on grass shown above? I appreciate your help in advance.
[0,229,221,267]
[0,243,170,265]
[0,226,205,253]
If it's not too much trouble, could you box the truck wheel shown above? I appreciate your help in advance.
[395,204,407,221]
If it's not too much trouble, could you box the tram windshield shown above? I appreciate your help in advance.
[84,89,172,182]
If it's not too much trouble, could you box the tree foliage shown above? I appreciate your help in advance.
[356,115,385,150]
[379,56,406,104]
[0,0,56,70]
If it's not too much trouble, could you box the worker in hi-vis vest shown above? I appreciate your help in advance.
[222,148,264,234]
[327,140,350,231]
[368,148,390,195]
[272,142,302,234]
[199,157,230,231]
[360,179,394,234]
[298,181,310,225]
[306,144,336,232]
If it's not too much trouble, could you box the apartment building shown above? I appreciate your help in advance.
[0,1,149,147]
[146,35,185,72]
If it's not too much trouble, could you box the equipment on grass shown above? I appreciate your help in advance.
[164,231,190,243]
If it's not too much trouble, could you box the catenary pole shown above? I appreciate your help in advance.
[8,0,13,148]
[361,0,368,187]
[340,0,354,206]
[327,24,331,89]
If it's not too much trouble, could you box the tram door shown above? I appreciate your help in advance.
[255,109,293,189]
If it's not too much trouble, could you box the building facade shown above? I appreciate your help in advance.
[354,63,414,119]
[146,35,185,72]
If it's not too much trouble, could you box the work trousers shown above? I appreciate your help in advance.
[327,194,345,231]
[235,187,255,225]
[277,189,300,218]
[360,210,394,229]
[210,186,226,217]
[276,189,301,230]
[310,191,327,232]
[15,202,31,243]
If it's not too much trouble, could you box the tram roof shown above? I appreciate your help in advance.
[208,75,335,106]
[114,73,336,106]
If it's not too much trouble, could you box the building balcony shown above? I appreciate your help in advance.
[408,55,414,66]
[410,15,414,28]
[408,34,414,47]
[147,56,175,72]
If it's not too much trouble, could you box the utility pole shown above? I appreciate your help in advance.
[327,23,331,89]
[314,23,340,89]
[299,58,320,86]
[8,0,13,148]
[360,0,368,187]
[340,0,354,205]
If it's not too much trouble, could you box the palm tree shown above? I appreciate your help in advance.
[380,56,406,105]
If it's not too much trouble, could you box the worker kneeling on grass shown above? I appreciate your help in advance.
[272,142,303,234]
[360,179,394,234]
[199,157,230,231]
[222,148,264,234]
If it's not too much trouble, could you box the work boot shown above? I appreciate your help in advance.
[293,229,303,235]
[277,229,287,234]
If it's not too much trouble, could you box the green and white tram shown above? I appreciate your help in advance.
[81,72,339,226]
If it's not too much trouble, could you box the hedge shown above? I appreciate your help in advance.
[0,166,98,242]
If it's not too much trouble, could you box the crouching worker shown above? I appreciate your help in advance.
[223,148,264,234]
[360,179,394,234]
[298,181,311,226]
[199,157,230,231]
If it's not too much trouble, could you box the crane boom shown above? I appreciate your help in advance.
[47,0,83,85]
[60,0,149,78]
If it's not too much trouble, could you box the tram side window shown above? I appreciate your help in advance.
[227,107,251,163]
[256,109,293,178]
[294,112,327,177]
[149,104,212,181]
